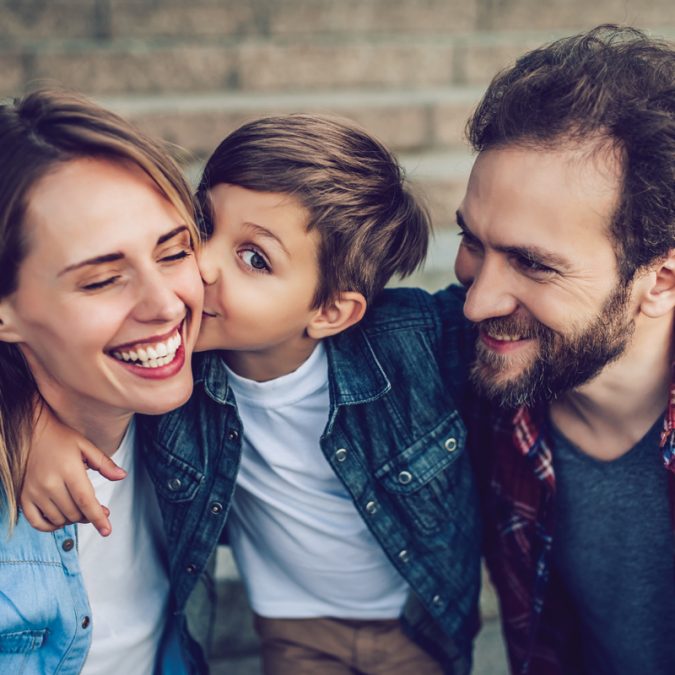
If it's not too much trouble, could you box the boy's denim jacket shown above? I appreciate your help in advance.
[0,286,479,674]
[141,285,481,674]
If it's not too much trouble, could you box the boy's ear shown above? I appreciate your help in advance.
[307,291,367,339]
[0,301,23,343]
[639,249,675,318]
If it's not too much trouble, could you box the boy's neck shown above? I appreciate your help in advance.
[223,336,321,382]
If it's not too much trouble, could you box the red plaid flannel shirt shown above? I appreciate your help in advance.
[469,380,675,675]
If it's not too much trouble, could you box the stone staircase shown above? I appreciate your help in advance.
[2,2,673,672]
[2,1,672,256]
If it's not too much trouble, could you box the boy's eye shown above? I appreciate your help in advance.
[239,248,271,273]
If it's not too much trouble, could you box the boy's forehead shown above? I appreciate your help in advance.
[209,183,318,253]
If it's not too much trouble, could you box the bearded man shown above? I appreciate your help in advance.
[456,25,675,675]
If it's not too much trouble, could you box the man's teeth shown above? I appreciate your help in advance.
[488,334,524,342]
[112,333,181,368]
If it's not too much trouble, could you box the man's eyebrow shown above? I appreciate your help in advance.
[58,225,190,276]
[243,222,290,256]
[455,210,480,242]
[455,209,569,269]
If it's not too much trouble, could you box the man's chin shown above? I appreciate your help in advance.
[469,361,549,409]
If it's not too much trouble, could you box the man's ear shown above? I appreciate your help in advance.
[639,249,675,318]
[0,301,23,343]
[307,291,367,340]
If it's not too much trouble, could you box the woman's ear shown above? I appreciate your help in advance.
[0,301,23,343]
[639,249,675,319]
[307,291,367,340]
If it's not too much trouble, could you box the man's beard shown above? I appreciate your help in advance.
[470,282,635,408]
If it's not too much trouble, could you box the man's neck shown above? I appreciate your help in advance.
[549,312,673,461]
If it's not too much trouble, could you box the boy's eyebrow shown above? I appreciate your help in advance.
[244,222,290,256]
[455,209,570,270]
[58,225,190,276]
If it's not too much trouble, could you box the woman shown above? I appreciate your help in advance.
[0,89,207,673]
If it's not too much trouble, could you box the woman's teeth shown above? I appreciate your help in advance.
[112,333,181,369]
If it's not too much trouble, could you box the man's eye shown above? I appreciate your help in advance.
[81,276,120,291]
[240,248,270,272]
[513,255,555,276]
[457,230,482,253]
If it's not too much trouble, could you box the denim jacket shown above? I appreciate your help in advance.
[140,285,481,674]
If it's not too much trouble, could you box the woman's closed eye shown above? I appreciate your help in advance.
[80,275,122,292]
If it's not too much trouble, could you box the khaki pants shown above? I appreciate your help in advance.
[254,615,444,675]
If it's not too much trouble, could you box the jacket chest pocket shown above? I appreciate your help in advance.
[0,629,47,653]
[375,411,468,535]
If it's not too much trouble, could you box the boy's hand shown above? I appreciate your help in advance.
[20,403,127,537]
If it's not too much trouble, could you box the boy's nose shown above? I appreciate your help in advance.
[198,245,219,286]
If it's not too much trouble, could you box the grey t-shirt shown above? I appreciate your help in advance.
[551,416,675,675]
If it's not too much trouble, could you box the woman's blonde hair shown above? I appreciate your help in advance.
[0,88,199,525]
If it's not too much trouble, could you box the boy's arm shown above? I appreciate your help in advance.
[20,401,127,537]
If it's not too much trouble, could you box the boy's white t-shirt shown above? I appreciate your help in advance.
[225,343,409,619]
[78,419,171,675]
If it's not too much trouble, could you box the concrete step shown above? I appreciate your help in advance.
[98,87,481,159]
[476,0,675,32]
[1,0,671,43]
[8,26,675,98]
[0,36,464,96]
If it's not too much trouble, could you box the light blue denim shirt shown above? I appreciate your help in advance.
[0,519,90,673]
[0,513,192,674]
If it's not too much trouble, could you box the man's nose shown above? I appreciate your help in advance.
[462,255,519,323]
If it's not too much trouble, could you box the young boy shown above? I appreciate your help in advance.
[22,114,479,674]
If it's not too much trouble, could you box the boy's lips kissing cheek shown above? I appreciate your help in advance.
[106,322,186,379]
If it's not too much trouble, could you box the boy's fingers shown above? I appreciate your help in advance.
[81,444,127,481]
[69,481,112,537]
[20,502,59,532]
[33,499,67,529]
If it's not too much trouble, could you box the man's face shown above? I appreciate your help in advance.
[454,143,638,407]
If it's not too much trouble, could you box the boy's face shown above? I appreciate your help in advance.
[196,184,323,380]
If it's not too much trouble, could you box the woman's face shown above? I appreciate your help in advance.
[0,158,203,419]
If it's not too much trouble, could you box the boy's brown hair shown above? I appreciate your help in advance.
[196,114,430,307]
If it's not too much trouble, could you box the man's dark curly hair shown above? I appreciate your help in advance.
[467,25,675,282]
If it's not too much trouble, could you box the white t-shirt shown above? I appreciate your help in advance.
[225,343,408,619]
[78,419,170,675]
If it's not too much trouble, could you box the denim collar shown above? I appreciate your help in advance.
[191,325,390,414]
[193,351,235,406]
[326,324,391,406]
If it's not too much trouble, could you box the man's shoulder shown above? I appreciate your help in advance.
[361,285,468,333]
